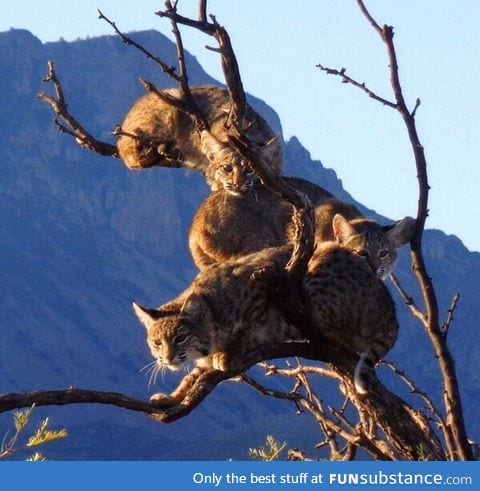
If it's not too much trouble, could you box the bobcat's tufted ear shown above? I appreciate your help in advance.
[132,302,160,330]
[332,213,357,243]
[200,130,227,161]
[384,216,416,249]
[180,294,207,324]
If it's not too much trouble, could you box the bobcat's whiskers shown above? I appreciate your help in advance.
[141,359,167,388]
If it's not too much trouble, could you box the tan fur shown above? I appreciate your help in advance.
[117,85,282,191]
[189,178,414,277]
[134,241,400,403]
[304,241,399,393]
[133,247,302,405]
[188,177,334,270]
[327,211,416,279]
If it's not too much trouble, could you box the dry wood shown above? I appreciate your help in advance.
[315,0,472,460]
[37,61,118,157]
[0,338,444,460]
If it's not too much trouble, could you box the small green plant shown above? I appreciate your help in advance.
[416,443,431,462]
[0,405,68,461]
[249,435,287,461]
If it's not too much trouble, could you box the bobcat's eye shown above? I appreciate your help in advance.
[153,340,162,348]
[241,160,254,175]
[222,164,233,173]
[356,249,369,258]
[379,250,390,259]
[175,333,189,345]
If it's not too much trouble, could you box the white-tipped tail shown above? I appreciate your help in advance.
[354,352,369,395]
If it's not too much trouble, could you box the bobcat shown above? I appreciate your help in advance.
[315,201,416,279]
[133,241,399,404]
[189,178,415,277]
[133,247,303,406]
[116,85,282,193]
[188,176,334,269]
[303,240,399,394]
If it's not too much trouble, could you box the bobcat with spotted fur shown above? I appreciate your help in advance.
[134,239,399,404]
[117,85,281,194]
[189,180,415,277]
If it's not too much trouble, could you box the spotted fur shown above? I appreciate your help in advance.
[116,85,282,193]
[133,247,302,405]
[314,199,415,279]
[304,241,399,393]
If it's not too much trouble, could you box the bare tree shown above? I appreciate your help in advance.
[5,0,473,461]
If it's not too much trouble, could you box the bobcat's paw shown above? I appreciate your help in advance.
[211,352,230,371]
[150,392,179,407]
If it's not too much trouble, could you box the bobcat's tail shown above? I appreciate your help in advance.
[354,351,375,395]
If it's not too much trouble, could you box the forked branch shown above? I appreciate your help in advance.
[156,0,246,131]
[99,8,211,133]
[0,338,444,460]
[317,0,472,460]
[356,0,471,460]
[37,62,118,157]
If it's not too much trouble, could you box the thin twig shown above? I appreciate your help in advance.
[98,9,178,79]
[441,293,460,340]
[352,0,472,459]
[381,361,449,430]
[37,61,118,157]
[389,273,426,323]
[316,64,396,108]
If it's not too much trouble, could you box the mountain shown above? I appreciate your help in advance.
[0,29,478,460]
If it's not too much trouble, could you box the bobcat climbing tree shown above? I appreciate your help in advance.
[1,0,473,461]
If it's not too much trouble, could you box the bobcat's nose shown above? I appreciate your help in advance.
[225,182,247,196]
[163,356,183,371]
[376,266,388,280]
[161,345,183,370]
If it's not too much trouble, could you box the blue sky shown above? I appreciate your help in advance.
[2,0,479,251]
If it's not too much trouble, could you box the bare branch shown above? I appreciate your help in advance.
[411,97,422,118]
[0,334,444,459]
[226,136,315,283]
[441,293,460,339]
[0,389,154,416]
[389,273,426,323]
[98,9,178,79]
[198,0,207,23]
[163,1,210,132]
[316,64,396,108]
[140,78,209,132]
[37,61,118,157]
[156,2,246,131]
[355,3,472,460]
[356,0,383,35]
[0,341,326,418]
[258,362,341,382]
[100,6,210,133]
[382,361,443,424]
[239,374,298,403]
[319,0,474,460]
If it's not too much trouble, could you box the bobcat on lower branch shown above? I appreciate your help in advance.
[133,241,399,405]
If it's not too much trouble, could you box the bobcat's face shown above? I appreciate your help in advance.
[133,303,210,372]
[206,149,258,196]
[339,232,397,280]
[333,214,416,280]
[146,317,209,371]
[200,130,282,196]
